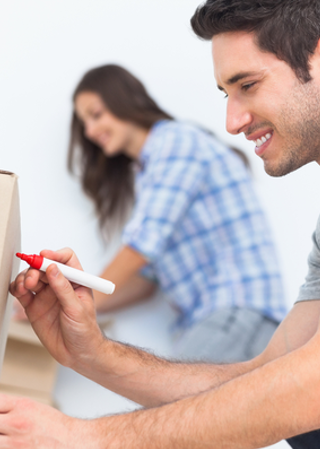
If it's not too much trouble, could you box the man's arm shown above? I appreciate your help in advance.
[2,326,320,448]
[10,248,320,407]
[8,248,320,447]
[89,330,320,449]
[73,299,320,407]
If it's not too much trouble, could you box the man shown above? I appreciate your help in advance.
[4,0,320,447]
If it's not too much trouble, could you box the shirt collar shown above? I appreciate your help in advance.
[137,120,169,172]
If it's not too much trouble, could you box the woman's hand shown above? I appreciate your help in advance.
[9,248,105,372]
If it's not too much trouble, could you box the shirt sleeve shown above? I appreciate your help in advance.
[122,127,206,261]
[296,214,320,302]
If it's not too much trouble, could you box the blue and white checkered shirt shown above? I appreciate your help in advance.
[122,120,287,332]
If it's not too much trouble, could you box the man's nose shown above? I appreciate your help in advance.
[226,99,252,135]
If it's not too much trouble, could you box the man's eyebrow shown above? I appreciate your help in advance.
[217,71,261,90]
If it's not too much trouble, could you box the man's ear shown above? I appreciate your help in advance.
[315,38,320,55]
[308,38,320,78]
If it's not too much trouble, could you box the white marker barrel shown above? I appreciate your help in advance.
[41,258,115,294]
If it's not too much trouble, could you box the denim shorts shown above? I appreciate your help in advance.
[172,307,279,363]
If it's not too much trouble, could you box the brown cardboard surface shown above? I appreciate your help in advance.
[0,172,58,407]
[0,384,56,406]
[0,171,21,373]
[7,319,42,346]
[0,332,57,393]
[0,321,58,407]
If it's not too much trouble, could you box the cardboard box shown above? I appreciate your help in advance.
[0,171,58,406]
[0,320,58,406]
[0,170,21,372]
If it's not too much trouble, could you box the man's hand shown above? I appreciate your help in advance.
[9,248,105,371]
[12,298,28,321]
[0,394,100,448]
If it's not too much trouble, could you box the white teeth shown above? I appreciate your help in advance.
[254,133,272,148]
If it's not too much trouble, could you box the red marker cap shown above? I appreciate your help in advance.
[16,253,44,270]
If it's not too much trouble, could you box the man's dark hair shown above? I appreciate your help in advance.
[191,0,320,83]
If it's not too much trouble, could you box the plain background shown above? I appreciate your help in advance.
[2,1,320,447]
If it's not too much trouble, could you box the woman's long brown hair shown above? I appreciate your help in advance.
[68,64,173,235]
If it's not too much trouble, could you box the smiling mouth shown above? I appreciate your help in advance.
[253,132,272,148]
[96,134,110,146]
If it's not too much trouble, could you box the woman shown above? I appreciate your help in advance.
[68,64,287,362]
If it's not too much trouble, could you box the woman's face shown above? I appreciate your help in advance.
[75,91,145,158]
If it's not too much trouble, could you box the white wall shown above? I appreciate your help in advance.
[2,1,320,447]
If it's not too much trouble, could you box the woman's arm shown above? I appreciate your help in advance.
[93,245,155,312]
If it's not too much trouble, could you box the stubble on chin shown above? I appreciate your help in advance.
[262,149,308,177]
[264,82,320,177]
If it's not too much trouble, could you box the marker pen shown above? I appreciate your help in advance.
[16,253,115,295]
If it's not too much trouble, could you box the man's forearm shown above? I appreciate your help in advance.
[75,337,261,407]
[90,334,320,449]
[74,302,320,408]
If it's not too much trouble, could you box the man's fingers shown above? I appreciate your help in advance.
[9,275,32,300]
[9,269,28,296]
[45,264,83,313]
[10,269,47,298]
[0,395,16,414]
[10,248,84,302]
[40,248,83,271]
[24,272,47,295]
[12,298,28,320]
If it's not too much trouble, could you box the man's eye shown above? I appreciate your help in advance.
[242,82,256,91]
[224,93,229,99]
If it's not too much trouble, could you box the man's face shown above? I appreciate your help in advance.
[212,31,320,176]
